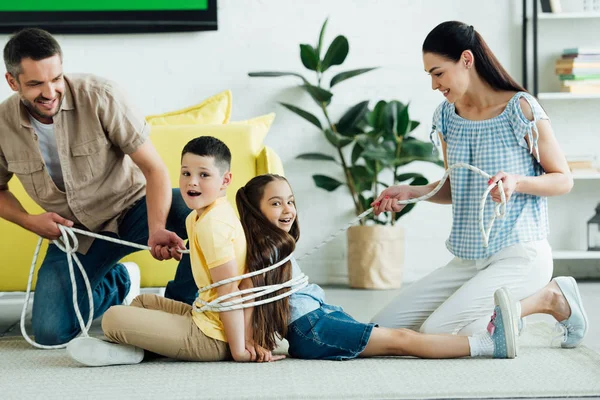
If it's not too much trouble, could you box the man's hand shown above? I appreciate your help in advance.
[24,212,74,240]
[148,228,186,261]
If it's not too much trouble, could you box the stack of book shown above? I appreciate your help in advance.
[556,48,600,94]
[567,155,599,177]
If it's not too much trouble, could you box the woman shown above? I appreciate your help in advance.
[370,21,586,347]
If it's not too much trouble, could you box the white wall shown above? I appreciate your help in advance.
[0,0,529,284]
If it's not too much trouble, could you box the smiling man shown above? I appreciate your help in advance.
[0,28,199,346]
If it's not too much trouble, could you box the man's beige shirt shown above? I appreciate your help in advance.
[0,74,150,253]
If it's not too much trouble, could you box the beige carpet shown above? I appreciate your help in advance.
[1,323,599,399]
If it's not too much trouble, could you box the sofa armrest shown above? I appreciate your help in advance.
[256,146,284,176]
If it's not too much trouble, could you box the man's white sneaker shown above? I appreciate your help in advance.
[122,262,141,306]
[67,337,144,367]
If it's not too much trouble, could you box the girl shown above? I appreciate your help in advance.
[370,21,587,348]
[236,174,520,360]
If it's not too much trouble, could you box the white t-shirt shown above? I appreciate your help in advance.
[29,116,65,191]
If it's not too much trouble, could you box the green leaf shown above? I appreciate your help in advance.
[349,165,374,192]
[361,141,396,165]
[351,142,364,165]
[302,84,333,106]
[313,175,343,191]
[321,35,349,72]
[409,120,420,133]
[300,44,320,71]
[367,100,387,130]
[410,177,429,186]
[324,128,353,148]
[248,71,308,84]
[296,153,337,163]
[330,67,379,87]
[364,159,384,175]
[382,101,409,139]
[358,194,374,212]
[393,137,441,167]
[395,203,415,220]
[400,137,437,158]
[397,103,411,137]
[317,18,328,57]
[337,100,370,136]
[395,173,424,183]
[377,181,389,188]
[279,102,322,129]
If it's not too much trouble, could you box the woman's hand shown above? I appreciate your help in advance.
[488,171,520,203]
[371,185,414,216]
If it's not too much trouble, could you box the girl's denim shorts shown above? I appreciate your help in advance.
[286,306,376,361]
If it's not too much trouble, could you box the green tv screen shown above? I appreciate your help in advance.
[0,0,216,33]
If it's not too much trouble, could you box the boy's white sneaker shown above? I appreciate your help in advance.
[67,337,144,367]
[122,262,141,306]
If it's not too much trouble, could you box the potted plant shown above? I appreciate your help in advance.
[249,19,443,288]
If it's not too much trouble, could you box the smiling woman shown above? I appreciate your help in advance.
[0,0,217,34]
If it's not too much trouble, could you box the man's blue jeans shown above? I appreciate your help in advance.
[31,188,199,345]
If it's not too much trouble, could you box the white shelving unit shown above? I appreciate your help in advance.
[538,92,600,100]
[529,9,600,262]
[553,250,600,260]
[535,11,600,19]
[572,171,600,180]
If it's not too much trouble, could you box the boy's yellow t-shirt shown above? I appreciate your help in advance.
[187,196,247,342]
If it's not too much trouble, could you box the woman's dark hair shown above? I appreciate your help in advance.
[423,21,526,93]
[235,174,300,350]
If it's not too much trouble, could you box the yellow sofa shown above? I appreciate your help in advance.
[0,122,283,291]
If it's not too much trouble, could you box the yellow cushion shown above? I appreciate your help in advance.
[145,90,232,126]
[231,113,275,148]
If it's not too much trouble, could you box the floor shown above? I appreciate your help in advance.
[1,282,599,400]
[2,282,599,352]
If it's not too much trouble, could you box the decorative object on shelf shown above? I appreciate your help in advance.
[249,19,443,289]
[583,0,600,12]
[541,0,563,13]
[587,203,600,251]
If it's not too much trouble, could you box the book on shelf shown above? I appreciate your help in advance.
[561,55,600,61]
[561,79,600,86]
[556,67,600,75]
[556,58,600,67]
[563,48,600,57]
[560,85,600,93]
[559,73,600,80]
[567,156,597,171]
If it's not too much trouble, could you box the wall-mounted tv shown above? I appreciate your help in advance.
[0,0,217,34]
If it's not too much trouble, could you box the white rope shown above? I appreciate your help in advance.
[296,162,506,261]
[22,163,506,349]
[21,227,190,349]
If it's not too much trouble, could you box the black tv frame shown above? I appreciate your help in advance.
[0,0,217,34]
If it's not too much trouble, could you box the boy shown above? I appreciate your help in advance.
[67,137,277,365]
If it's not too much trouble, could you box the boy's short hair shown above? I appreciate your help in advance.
[181,136,231,174]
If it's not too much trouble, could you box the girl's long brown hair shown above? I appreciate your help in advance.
[235,174,300,350]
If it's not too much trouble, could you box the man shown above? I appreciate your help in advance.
[0,28,197,346]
